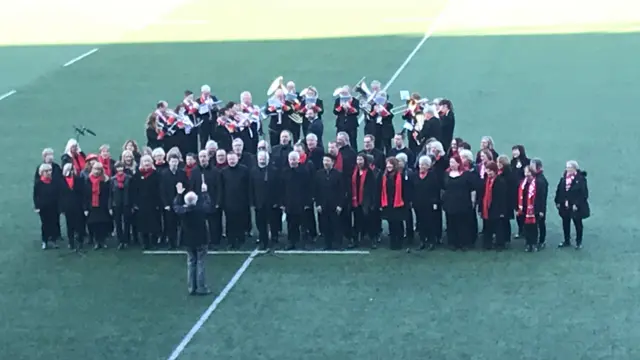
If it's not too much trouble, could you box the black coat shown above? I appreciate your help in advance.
[249,165,280,209]
[109,174,132,210]
[388,147,415,169]
[333,98,360,132]
[410,171,441,211]
[160,168,189,208]
[440,111,455,151]
[498,167,518,219]
[190,165,221,208]
[510,156,530,181]
[174,193,213,248]
[535,172,549,215]
[337,146,357,176]
[307,147,325,171]
[33,179,59,210]
[83,177,111,224]
[417,117,441,145]
[34,162,63,184]
[271,144,294,171]
[554,171,590,219]
[362,148,385,171]
[478,176,508,220]
[281,165,313,214]
[238,152,256,169]
[364,102,394,139]
[380,171,406,221]
[130,171,162,233]
[313,168,346,211]
[219,164,251,213]
[59,176,84,215]
[349,167,378,212]
[442,172,476,215]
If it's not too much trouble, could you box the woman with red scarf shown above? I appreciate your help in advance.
[59,163,85,250]
[152,148,168,172]
[497,155,518,246]
[83,162,111,249]
[61,138,87,177]
[411,155,442,251]
[110,161,133,250]
[518,165,542,252]
[98,145,116,178]
[131,155,162,250]
[121,150,138,176]
[442,156,477,250]
[350,154,379,249]
[33,164,60,250]
[478,161,508,250]
[555,160,590,250]
[380,157,406,250]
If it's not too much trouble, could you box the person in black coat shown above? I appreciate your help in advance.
[84,162,111,249]
[34,148,63,184]
[131,155,162,250]
[388,134,416,169]
[173,183,213,295]
[110,162,133,249]
[437,99,455,152]
[270,130,294,171]
[416,107,442,146]
[350,154,379,248]
[60,163,85,250]
[497,155,518,246]
[160,155,189,249]
[394,152,415,244]
[478,161,508,250]
[333,87,360,151]
[411,155,441,251]
[331,136,357,240]
[380,157,406,250]
[442,155,478,250]
[530,158,549,249]
[61,138,87,177]
[249,150,281,250]
[294,143,318,241]
[314,154,346,250]
[219,152,251,249]
[190,150,223,248]
[510,144,530,237]
[34,163,60,249]
[280,151,313,250]
[555,161,590,249]
[232,138,256,170]
[361,135,385,170]
[517,164,548,252]
[304,133,325,171]
[363,93,394,154]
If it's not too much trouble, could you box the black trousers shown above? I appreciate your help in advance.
[255,207,280,248]
[289,123,301,143]
[113,209,132,245]
[286,212,303,245]
[302,207,318,238]
[482,218,507,248]
[199,121,212,150]
[446,212,471,249]
[269,125,283,146]
[207,211,222,245]
[562,215,584,245]
[375,136,392,155]
[88,222,110,246]
[537,214,547,244]
[501,217,512,243]
[523,223,538,246]
[404,207,415,239]
[516,215,524,236]
[225,210,247,247]
[388,220,404,250]
[319,210,341,249]
[353,207,377,240]
[163,210,179,247]
[39,207,60,243]
[340,208,353,241]
[64,210,85,247]
[415,207,440,245]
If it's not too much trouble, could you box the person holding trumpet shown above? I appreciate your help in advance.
[333,86,360,151]
[364,91,394,154]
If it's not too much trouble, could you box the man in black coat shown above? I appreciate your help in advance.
[314,154,346,249]
[361,134,385,170]
[220,152,251,249]
[530,158,549,249]
[160,155,189,249]
[270,130,294,170]
[249,150,281,250]
[280,150,313,250]
[190,150,222,248]
[388,134,416,169]
[173,182,213,295]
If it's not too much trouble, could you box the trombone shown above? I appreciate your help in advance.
[390,98,429,115]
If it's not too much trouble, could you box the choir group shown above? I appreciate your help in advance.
[32,87,591,253]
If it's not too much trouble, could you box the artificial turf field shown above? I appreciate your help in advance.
[1,0,639,359]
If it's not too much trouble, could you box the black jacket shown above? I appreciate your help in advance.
[173,193,213,248]
[249,165,280,209]
[314,168,346,211]
[554,171,590,219]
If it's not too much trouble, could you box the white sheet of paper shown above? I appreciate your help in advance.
[399,90,410,100]
[403,122,414,131]
[198,104,209,114]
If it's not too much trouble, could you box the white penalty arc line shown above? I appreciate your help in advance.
[144,250,371,255]
[0,90,17,101]
[382,0,454,92]
[63,48,99,67]
[166,247,261,360]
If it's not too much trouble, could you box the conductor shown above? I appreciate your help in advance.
[173,182,213,296]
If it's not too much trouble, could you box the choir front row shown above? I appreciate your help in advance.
[33,132,590,252]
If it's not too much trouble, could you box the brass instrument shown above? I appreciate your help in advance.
[290,113,303,124]
[390,97,429,115]
[267,76,287,96]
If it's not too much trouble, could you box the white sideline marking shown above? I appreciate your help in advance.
[166,247,261,360]
[144,249,370,255]
[0,90,17,101]
[63,48,99,67]
[382,0,454,92]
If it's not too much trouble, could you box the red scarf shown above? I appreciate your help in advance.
[498,168,503,175]
[139,168,154,178]
[565,173,575,191]
[351,168,367,207]
[369,164,375,170]
[40,176,51,184]
[185,163,196,179]
[65,176,74,189]
[419,170,428,179]
[518,178,536,224]
[116,173,126,189]
[335,152,343,171]
[299,152,307,164]
[99,156,112,177]
[71,152,86,174]
[381,171,404,208]
[482,176,495,219]
[89,174,102,207]
[155,160,165,168]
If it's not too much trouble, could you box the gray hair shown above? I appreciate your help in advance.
[530,158,543,171]
[418,155,432,168]
[232,138,244,146]
[140,155,153,167]
[62,163,74,176]
[257,140,271,152]
[336,131,350,145]
[371,80,381,88]
[184,191,198,206]
[257,150,270,166]
[459,149,474,163]
[481,136,495,149]
[566,160,579,170]
[205,140,218,150]
[64,138,80,155]
[288,151,300,161]
[427,141,445,157]
[42,148,54,158]
[395,153,408,163]
[151,147,165,158]
[305,133,317,142]
[38,163,52,176]
[424,105,436,116]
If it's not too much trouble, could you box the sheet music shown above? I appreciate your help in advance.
[403,122,414,131]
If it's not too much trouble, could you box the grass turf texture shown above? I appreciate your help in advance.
[1,0,639,358]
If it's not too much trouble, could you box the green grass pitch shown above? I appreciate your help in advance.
[0,0,639,359]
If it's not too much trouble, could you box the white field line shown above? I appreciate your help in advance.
[144,249,370,255]
[382,0,455,92]
[62,48,99,67]
[0,90,17,101]
[166,247,261,360]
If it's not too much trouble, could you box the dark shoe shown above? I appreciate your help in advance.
[285,244,296,250]
[525,245,531,252]
[558,241,572,248]
[426,244,436,251]
[195,288,212,296]
[93,244,100,250]
[537,242,546,250]
[575,244,583,250]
